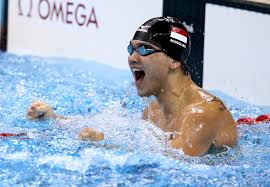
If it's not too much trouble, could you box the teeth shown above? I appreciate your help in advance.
[132,68,142,73]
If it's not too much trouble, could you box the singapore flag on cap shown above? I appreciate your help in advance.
[170,26,187,44]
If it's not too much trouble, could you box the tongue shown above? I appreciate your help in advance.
[135,71,145,81]
[135,71,145,87]
[135,77,143,87]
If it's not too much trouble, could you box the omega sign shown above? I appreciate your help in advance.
[17,0,98,28]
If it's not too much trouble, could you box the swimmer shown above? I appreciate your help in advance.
[127,16,237,156]
[26,16,237,156]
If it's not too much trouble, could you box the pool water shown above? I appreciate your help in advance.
[0,52,270,186]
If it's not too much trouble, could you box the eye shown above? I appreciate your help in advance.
[127,44,134,54]
[138,46,155,56]
[141,45,154,50]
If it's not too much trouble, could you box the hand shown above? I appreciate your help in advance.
[27,100,56,120]
[79,127,104,141]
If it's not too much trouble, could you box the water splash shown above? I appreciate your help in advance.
[0,53,270,186]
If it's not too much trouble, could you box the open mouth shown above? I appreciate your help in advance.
[132,68,145,83]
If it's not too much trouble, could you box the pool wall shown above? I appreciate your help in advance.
[7,0,163,70]
[3,0,270,106]
[0,0,7,50]
[163,0,270,106]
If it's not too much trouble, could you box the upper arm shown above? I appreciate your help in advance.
[171,105,220,156]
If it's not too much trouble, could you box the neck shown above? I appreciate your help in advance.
[155,72,193,118]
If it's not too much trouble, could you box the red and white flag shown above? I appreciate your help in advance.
[170,26,187,44]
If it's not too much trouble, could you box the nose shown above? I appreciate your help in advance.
[128,51,140,66]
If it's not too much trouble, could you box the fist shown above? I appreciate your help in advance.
[27,101,56,120]
[79,127,104,141]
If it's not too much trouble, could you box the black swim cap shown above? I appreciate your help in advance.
[133,16,191,67]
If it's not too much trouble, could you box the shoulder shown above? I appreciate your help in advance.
[179,95,235,139]
[186,88,230,121]
[171,102,227,156]
[179,97,230,134]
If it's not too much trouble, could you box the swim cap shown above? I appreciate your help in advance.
[133,16,191,67]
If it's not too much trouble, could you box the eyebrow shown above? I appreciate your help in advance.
[139,44,155,49]
[131,42,158,50]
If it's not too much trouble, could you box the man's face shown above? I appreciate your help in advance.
[128,40,171,97]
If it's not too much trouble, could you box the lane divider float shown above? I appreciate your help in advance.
[237,114,270,125]
[1,114,269,136]
[0,132,27,137]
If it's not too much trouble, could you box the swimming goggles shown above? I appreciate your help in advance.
[127,43,162,56]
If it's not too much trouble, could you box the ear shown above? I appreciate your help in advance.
[169,60,181,70]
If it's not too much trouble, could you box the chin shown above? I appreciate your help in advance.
[137,90,146,97]
[137,89,152,97]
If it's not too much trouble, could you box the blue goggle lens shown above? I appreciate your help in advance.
[127,44,161,56]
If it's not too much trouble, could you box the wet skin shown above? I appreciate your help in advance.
[26,40,237,156]
[128,40,237,156]
[27,101,104,142]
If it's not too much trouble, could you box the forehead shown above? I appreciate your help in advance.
[130,40,159,49]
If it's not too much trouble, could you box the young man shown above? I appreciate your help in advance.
[27,17,237,156]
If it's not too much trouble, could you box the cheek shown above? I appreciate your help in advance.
[146,64,168,80]
[143,55,170,79]
[146,67,160,80]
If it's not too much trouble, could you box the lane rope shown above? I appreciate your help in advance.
[237,114,270,125]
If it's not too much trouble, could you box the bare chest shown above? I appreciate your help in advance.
[149,111,182,133]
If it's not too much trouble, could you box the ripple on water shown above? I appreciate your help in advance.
[0,53,270,186]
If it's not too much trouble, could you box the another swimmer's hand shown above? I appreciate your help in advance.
[27,101,57,120]
[79,127,104,141]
